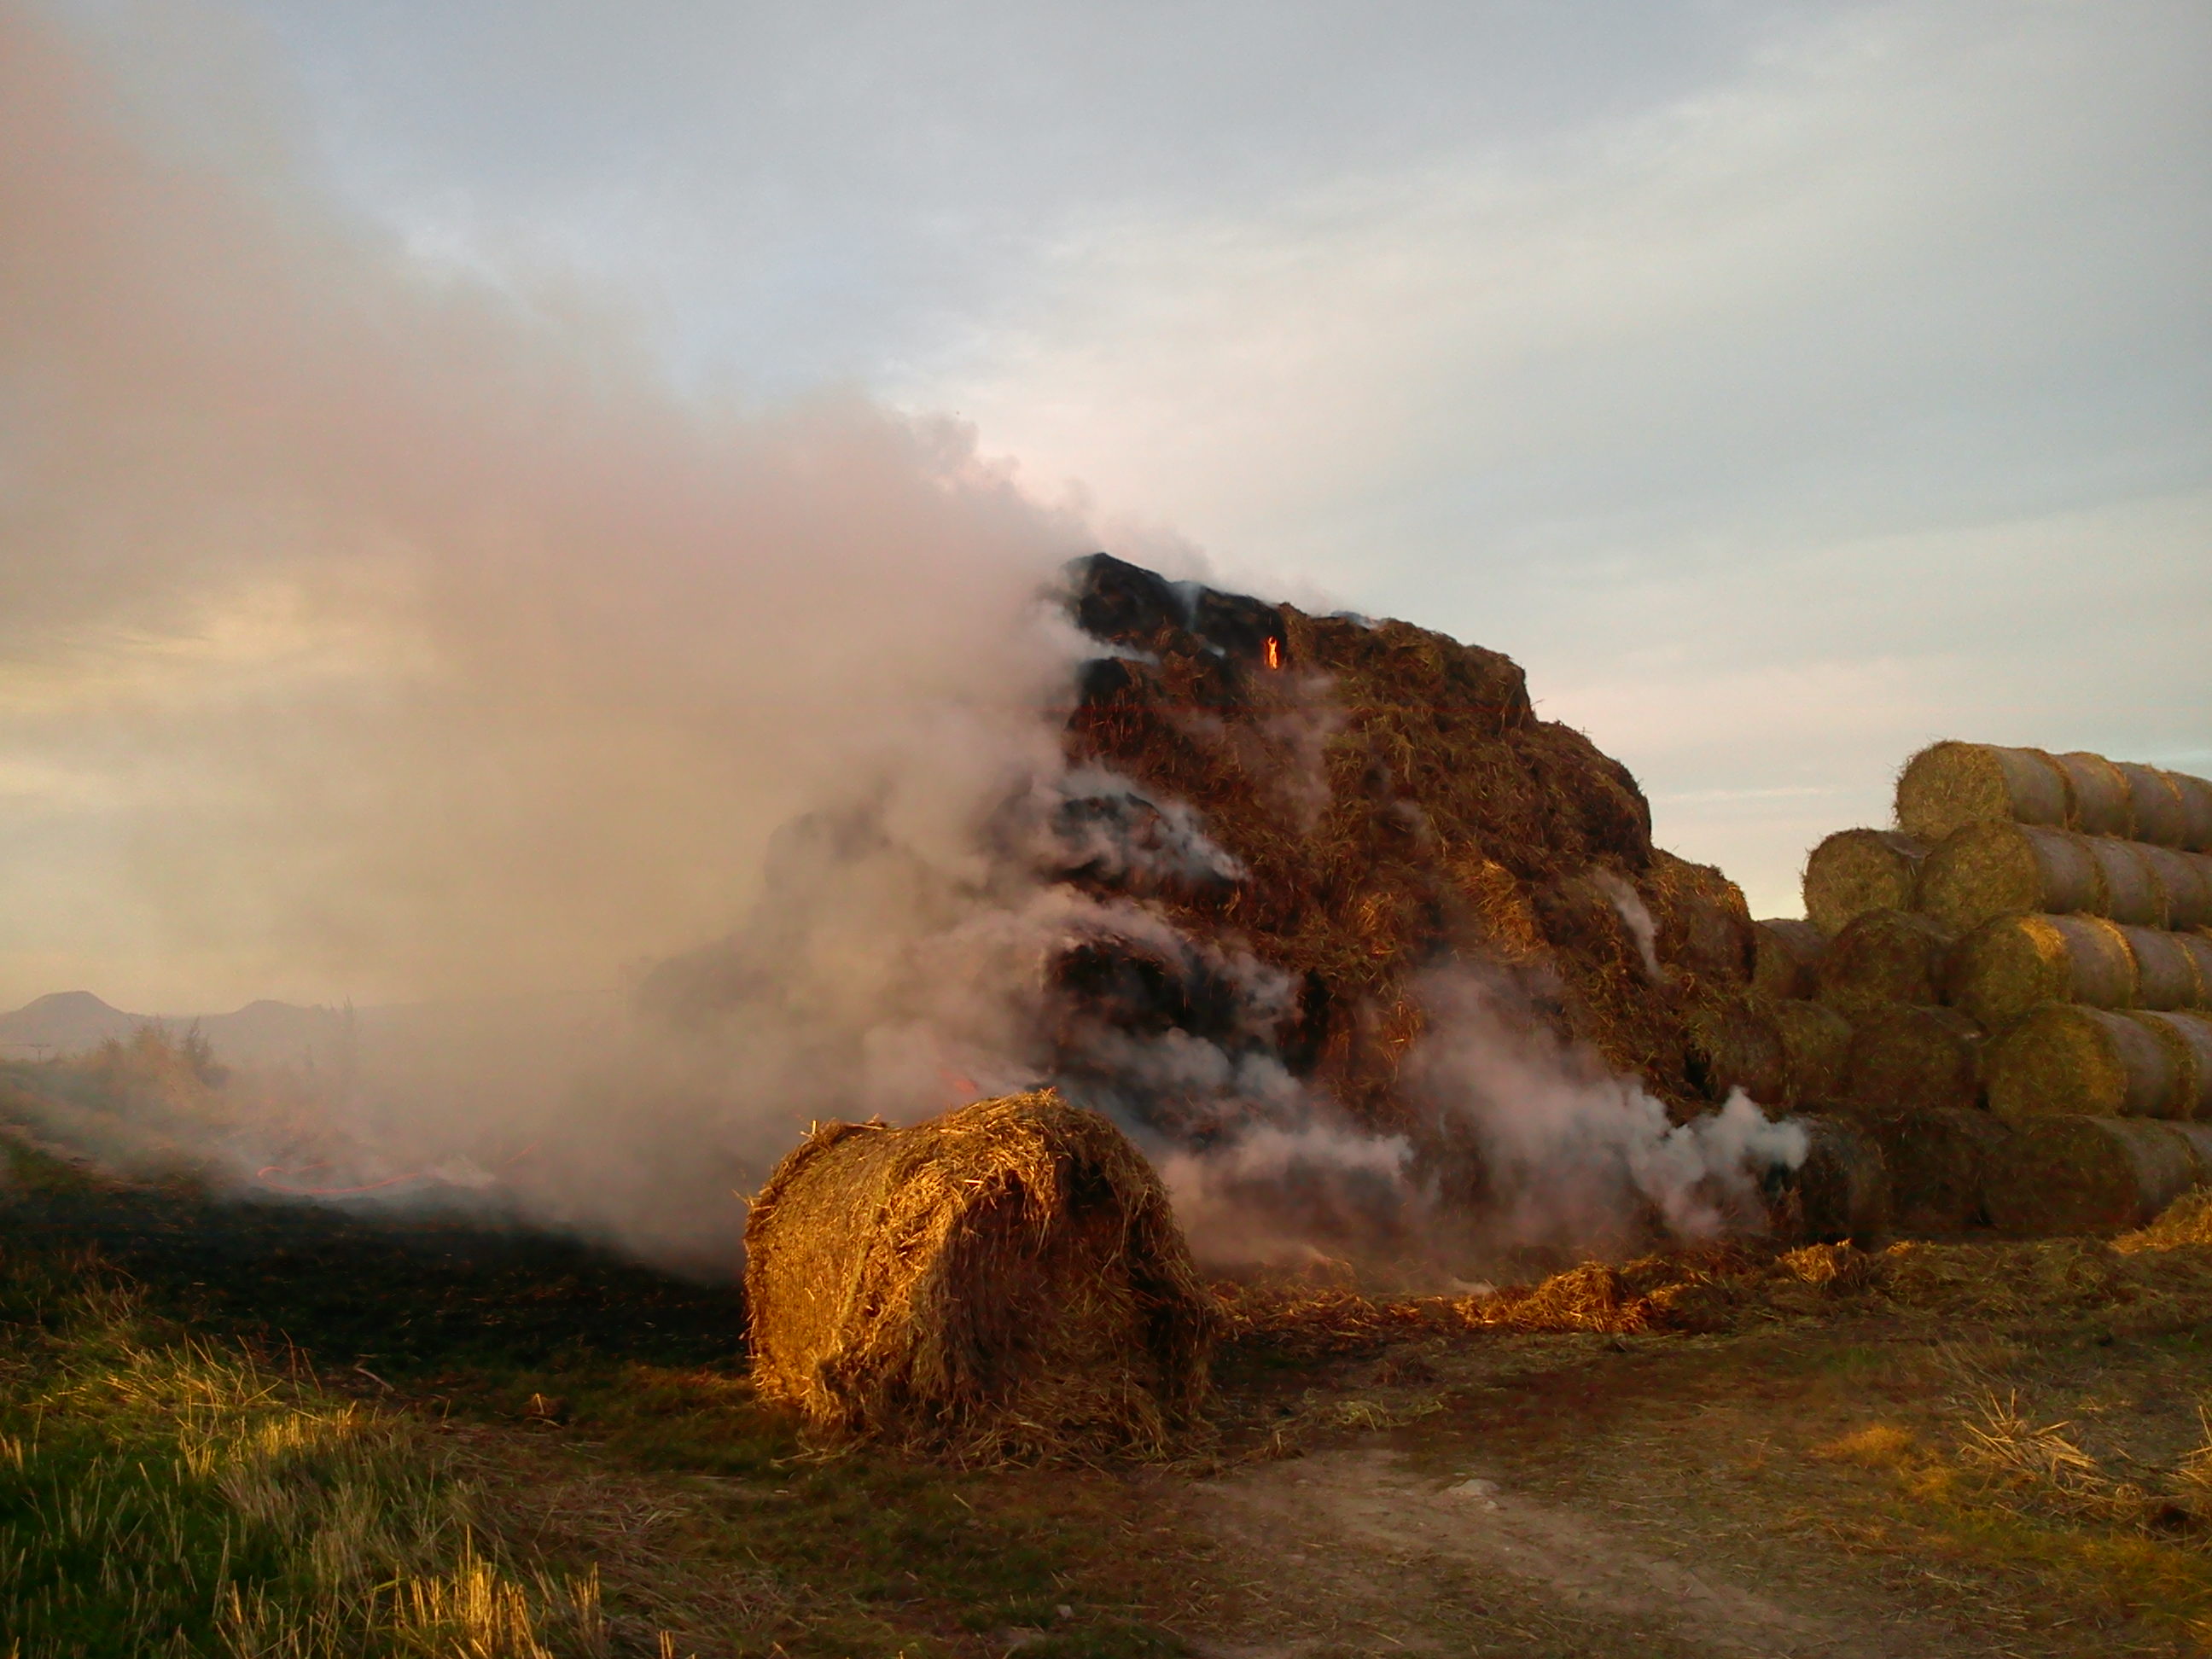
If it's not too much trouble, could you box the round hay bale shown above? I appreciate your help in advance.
[1843,1004,1985,1115]
[743,1091,1214,1458]
[1986,1003,2186,1121]
[2180,932,2212,1002]
[1816,909,1954,1015]
[1802,829,1929,937]
[2082,836,2164,927]
[2168,1120,2212,1180]
[1773,999,1853,1109]
[1895,742,2071,843]
[1773,1115,1890,1247]
[1855,1106,2012,1233]
[1918,822,2104,933]
[2124,926,2203,1012]
[2128,1010,2212,1121]
[1752,918,1827,999]
[2171,770,2212,853]
[2118,762,2191,847]
[2135,843,2212,929]
[2052,751,2134,836]
[1682,992,1787,1105]
[1984,1115,2197,1235]
[1944,913,2137,1029]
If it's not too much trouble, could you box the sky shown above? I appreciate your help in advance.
[4,0,2209,1014]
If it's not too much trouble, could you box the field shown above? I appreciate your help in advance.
[5,1058,2212,1658]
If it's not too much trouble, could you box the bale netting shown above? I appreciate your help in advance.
[1852,1106,2011,1234]
[1773,999,1852,1109]
[1751,918,1827,999]
[742,1091,1214,1460]
[2132,1010,2212,1121]
[1801,829,1927,937]
[1815,908,1953,1015]
[1917,822,2104,933]
[1895,742,2073,844]
[1944,913,2138,1029]
[1844,1004,1985,1115]
[1984,1115,2199,1235]
[1985,1004,2189,1121]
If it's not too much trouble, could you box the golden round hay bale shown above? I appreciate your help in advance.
[2171,771,2212,853]
[2081,836,2165,926]
[1843,1004,1985,1115]
[2128,1010,2212,1121]
[1773,999,1853,1109]
[1815,908,1955,1015]
[1682,992,1787,1105]
[1986,1003,2186,1120]
[1752,918,1827,999]
[1802,829,1929,937]
[1918,822,2104,932]
[2051,751,2134,836]
[1944,913,2137,1029]
[2135,843,2212,928]
[2118,762,2191,847]
[1984,1115,2197,1235]
[2124,927,2204,1011]
[743,1091,1214,1458]
[1854,1106,2012,1234]
[1895,742,2071,843]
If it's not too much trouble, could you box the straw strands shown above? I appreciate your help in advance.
[743,1091,1214,1461]
[1945,914,2139,1028]
[1752,918,1827,998]
[1773,999,1852,1109]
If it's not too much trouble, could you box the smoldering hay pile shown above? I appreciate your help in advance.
[1775,742,2212,1237]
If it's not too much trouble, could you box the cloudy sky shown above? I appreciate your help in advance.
[5,0,2209,1012]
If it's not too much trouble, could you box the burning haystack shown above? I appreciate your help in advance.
[1051,555,1794,1148]
[743,1090,1214,1459]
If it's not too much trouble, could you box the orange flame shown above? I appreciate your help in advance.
[1264,637,1282,669]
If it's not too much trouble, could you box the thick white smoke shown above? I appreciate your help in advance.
[1,4,1805,1278]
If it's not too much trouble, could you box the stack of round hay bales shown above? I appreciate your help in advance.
[744,1091,1214,1460]
[1768,741,2212,1237]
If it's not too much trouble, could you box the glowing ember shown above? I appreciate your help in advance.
[1264,637,1282,669]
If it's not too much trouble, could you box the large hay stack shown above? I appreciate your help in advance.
[1057,554,1772,1135]
[744,1091,1214,1459]
[1770,739,2212,1236]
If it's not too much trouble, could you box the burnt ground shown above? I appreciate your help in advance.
[5,1145,2210,1658]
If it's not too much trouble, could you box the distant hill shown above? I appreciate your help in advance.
[0,992,358,1069]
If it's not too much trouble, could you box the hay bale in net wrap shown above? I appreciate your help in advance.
[1681,992,1787,1106]
[1984,1115,2198,1235]
[2132,1010,2212,1121]
[2119,762,2193,848]
[2081,837,2167,927]
[2170,771,2212,853]
[2049,751,2136,836]
[1945,913,2138,1029]
[1917,823,2105,933]
[2128,927,2209,1012]
[1815,909,1954,1015]
[1851,1106,2011,1234]
[1843,1004,1985,1115]
[1985,1004,2192,1121]
[2136,843,2212,928]
[1751,919,1827,999]
[742,1091,1214,1458]
[1895,742,2075,843]
[1773,999,1852,1109]
[1801,829,1927,937]
[1769,1115,1890,1247]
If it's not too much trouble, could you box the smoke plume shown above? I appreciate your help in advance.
[0,5,1804,1278]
